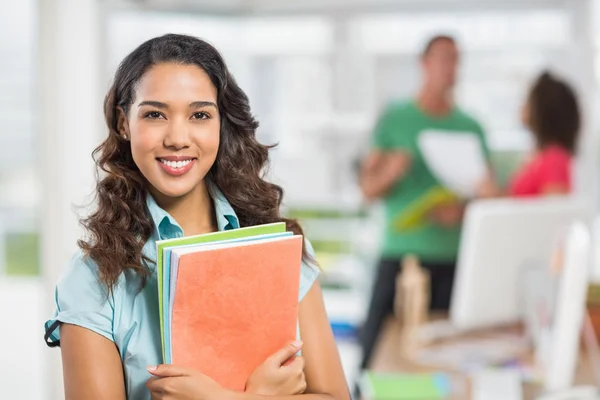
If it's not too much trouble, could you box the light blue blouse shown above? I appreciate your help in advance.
[44,187,319,399]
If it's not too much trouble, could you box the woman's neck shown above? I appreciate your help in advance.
[152,182,217,236]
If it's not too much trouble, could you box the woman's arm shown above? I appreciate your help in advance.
[299,281,350,398]
[233,281,350,400]
[148,282,351,400]
[60,324,126,400]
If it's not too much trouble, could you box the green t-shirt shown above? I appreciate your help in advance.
[373,100,490,261]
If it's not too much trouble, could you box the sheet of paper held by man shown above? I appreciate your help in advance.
[418,130,488,198]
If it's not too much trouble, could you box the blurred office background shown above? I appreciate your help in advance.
[2,0,600,398]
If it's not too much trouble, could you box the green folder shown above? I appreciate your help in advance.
[361,371,451,399]
[156,222,287,359]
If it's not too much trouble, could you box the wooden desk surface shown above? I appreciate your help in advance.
[368,317,596,400]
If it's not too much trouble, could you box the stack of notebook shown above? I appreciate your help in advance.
[156,222,303,391]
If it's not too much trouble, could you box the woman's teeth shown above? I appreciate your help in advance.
[160,159,192,169]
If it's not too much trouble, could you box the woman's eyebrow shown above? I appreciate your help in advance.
[137,100,217,109]
[189,101,217,109]
[138,100,168,109]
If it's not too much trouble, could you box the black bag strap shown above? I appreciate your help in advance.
[44,320,61,348]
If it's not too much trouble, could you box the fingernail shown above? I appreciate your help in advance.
[146,365,157,372]
[292,340,303,349]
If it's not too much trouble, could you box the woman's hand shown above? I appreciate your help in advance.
[476,175,502,198]
[146,364,232,400]
[245,340,306,396]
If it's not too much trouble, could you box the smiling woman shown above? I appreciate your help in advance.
[44,34,349,400]
[123,63,221,200]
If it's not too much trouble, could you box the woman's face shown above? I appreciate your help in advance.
[521,97,531,130]
[119,63,220,200]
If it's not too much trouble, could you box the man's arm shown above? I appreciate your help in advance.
[359,150,411,201]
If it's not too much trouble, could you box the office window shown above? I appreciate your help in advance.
[0,0,39,276]
[351,9,570,152]
[592,0,600,125]
[106,11,338,207]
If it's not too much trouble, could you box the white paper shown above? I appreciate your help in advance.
[414,335,530,373]
[472,369,523,400]
[417,130,488,198]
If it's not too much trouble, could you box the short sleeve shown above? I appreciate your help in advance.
[298,239,320,301]
[371,105,397,150]
[472,120,492,161]
[539,149,571,188]
[44,251,115,347]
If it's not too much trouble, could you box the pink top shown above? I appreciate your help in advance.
[510,145,572,197]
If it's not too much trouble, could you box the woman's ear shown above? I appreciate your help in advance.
[117,107,130,140]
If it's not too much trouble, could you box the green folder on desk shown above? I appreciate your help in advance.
[361,371,451,399]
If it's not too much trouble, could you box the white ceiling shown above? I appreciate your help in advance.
[110,0,569,16]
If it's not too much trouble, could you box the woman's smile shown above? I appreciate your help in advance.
[157,156,196,176]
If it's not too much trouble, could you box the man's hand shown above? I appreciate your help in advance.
[428,202,465,227]
[381,151,412,182]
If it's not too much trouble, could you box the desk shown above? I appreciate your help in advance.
[368,316,597,399]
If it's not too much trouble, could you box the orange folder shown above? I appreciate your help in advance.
[171,235,303,391]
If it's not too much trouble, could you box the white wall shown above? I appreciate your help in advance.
[38,0,105,398]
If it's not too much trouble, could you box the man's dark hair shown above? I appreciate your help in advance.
[422,34,456,57]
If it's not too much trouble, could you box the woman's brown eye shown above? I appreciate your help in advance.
[145,111,163,119]
[192,112,210,120]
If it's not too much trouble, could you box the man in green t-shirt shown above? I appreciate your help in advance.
[357,35,491,373]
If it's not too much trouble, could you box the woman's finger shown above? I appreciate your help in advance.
[288,355,305,372]
[147,364,194,377]
[147,377,182,396]
[146,376,161,392]
[267,341,303,366]
[296,372,307,394]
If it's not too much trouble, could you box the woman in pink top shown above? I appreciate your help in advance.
[481,71,581,197]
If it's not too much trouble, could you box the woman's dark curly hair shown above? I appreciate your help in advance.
[79,34,309,293]
[527,71,581,155]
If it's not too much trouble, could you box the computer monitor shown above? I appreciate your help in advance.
[450,197,591,330]
[543,221,591,392]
